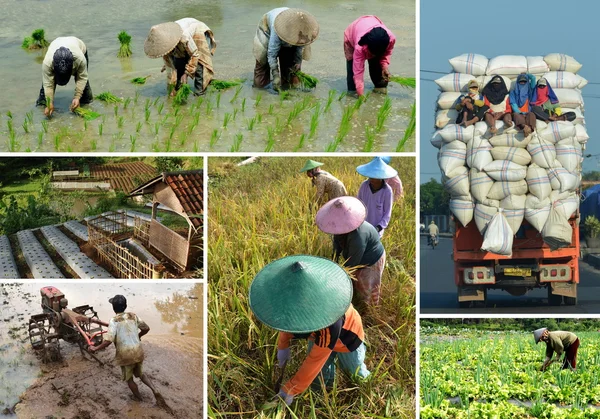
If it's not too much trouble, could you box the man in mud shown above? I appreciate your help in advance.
[534,328,580,371]
[89,295,165,405]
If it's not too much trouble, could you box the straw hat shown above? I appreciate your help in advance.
[249,255,352,333]
[316,196,366,235]
[299,159,323,173]
[533,327,548,344]
[144,22,183,58]
[356,157,398,179]
[274,8,319,47]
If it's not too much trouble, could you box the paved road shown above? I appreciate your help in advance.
[420,236,600,314]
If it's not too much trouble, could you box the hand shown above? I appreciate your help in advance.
[181,74,188,85]
[382,68,391,82]
[292,63,301,73]
[277,348,290,367]
[276,390,294,406]
[44,103,54,117]
[185,63,196,76]
[271,68,281,90]
[70,98,80,112]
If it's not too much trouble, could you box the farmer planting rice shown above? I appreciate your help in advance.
[249,255,370,406]
[36,36,93,117]
[252,7,319,90]
[534,328,580,371]
[144,18,217,96]
[344,15,396,97]
[316,196,386,305]
[356,157,396,237]
[299,159,348,207]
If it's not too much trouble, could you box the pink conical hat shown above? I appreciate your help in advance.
[316,196,366,234]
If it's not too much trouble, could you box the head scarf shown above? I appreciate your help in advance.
[482,75,509,105]
[53,47,74,86]
[530,77,559,106]
[510,74,532,108]
[358,27,390,57]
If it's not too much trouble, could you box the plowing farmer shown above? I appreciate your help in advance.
[534,328,580,371]
[299,159,348,207]
[380,156,404,202]
[144,18,217,96]
[252,8,319,90]
[89,295,165,405]
[36,36,93,117]
[356,157,396,237]
[249,255,370,405]
[316,196,386,305]
[344,15,396,97]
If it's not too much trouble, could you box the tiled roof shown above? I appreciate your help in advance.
[90,162,156,193]
[164,171,203,228]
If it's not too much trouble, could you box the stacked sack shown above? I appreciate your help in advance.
[432,53,588,255]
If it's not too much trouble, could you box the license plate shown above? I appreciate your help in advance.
[504,268,531,277]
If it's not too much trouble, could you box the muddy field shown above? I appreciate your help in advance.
[0,283,203,418]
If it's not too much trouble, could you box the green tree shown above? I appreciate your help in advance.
[583,171,600,181]
[154,157,184,174]
[420,178,449,215]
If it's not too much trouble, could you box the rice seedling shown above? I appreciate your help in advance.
[117,31,132,58]
[90,137,97,150]
[337,91,347,101]
[73,107,101,121]
[264,127,275,152]
[117,116,124,128]
[255,93,262,107]
[157,101,165,115]
[41,119,48,133]
[232,108,239,120]
[179,131,188,147]
[193,140,199,152]
[396,101,415,152]
[25,110,34,125]
[241,98,246,112]
[153,97,161,107]
[83,120,88,131]
[174,84,192,105]
[7,125,18,151]
[209,129,220,148]
[195,96,204,107]
[279,90,290,104]
[268,104,275,115]
[323,89,336,113]
[375,96,392,133]
[96,91,121,104]
[256,113,262,123]
[308,103,320,139]
[169,125,176,141]
[229,133,243,152]
[292,70,318,89]
[390,76,416,88]
[294,133,306,151]
[211,79,244,90]
[187,123,196,136]
[222,113,232,129]
[205,101,213,115]
[22,29,49,50]
[136,121,142,133]
[113,105,119,118]
[216,92,222,108]
[363,124,376,152]
[98,123,103,136]
[246,117,256,131]
[22,119,30,134]
[131,76,148,85]
[134,91,140,105]
[123,97,132,109]
[230,85,243,104]
[145,108,151,122]
[154,122,160,136]
[6,111,13,119]
[53,134,61,151]
[151,142,160,152]
[129,134,137,152]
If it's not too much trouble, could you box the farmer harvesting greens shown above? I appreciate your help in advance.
[344,16,396,97]
[144,18,217,96]
[356,157,396,237]
[534,328,580,371]
[36,36,93,117]
[249,255,370,406]
[252,8,319,90]
[316,196,386,305]
[299,159,348,207]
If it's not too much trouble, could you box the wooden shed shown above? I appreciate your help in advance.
[129,170,203,271]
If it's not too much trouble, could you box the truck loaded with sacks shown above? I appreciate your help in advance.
[432,53,588,307]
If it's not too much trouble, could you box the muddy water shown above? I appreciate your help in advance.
[0,282,202,415]
[0,0,415,152]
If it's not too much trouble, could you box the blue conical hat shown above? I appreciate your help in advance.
[356,157,398,179]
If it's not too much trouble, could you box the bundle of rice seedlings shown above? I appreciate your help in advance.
[390,76,416,88]
[117,31,132,58]
[211,79,245,90]
[173,84,192,105]
[131,76,148,85]
[96,91,122,103]
[73,107,101,121]
[22,29,49,50]
[293,70,318,89]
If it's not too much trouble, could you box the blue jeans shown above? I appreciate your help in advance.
[307,341,370,389]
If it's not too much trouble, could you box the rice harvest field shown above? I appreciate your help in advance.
[420,328,600,419]
[208,157,416,418]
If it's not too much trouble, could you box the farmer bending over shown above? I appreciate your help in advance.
[534,328,580,371]
[89,295,165,404]
[249,255,370,406]
[299,159,347,208]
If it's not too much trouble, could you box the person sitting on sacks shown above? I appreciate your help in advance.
[316,197,386,305]
[299,159,348,208]
[356,157,396,237]
[482,75,513,135]
[510,73,537,136]
[530,77,575,123]
[534,328,580,371]
[253,8,319,90]
[249,255,370,406]
[455,80,488,127]
[344,16,396,97]
[144,18,217,96]
[36,36,93,117]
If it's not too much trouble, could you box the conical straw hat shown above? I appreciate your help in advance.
[356,157,398,179]
[274,8,319,47]
[299,159,323,173]
[144,22,183,58]
[249,255,352,333]
[533,327,548,344]
[316,196,366,234]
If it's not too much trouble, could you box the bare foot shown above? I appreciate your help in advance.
[489,126,498,135]
[523,126,532,136]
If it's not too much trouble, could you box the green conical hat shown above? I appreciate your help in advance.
[299,159,324,173]
[249,255,352,333]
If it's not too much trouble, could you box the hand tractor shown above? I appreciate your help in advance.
[28,286,108,363]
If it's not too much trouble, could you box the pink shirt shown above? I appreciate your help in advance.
[386,175,403,201]
[343,16,396,96]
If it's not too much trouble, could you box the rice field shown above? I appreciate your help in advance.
[208,157,416,418]
[421,327,600,418]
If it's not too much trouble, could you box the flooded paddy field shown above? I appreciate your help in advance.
[0,282,203,418]
[0,0,415,152]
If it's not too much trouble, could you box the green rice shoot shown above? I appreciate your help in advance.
[22,29,49,50]
[293,70,318,89]
[173,84,193,105]
[211,79,245,90]
[96,91,122,103]
[73,107,101,121]
[131,76,148,85]
[390,76,416,88]
[117,31,132,58]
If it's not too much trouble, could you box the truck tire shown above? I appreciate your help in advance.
[547,286,563,306]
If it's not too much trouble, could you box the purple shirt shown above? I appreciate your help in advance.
[357,180,393,237]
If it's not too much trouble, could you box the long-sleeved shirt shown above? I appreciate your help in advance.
[357,180,393,235]
[428,224,439,236]
[343,16,396,96]
[333,221,385,268]
[312,171,348,205]
[264,8,304,71]
[104,312,149,367]
[386,175,404,201]
[163,18,206,80]
[277,304,364,396]
[545,331,578,359]
[42,37,88,102]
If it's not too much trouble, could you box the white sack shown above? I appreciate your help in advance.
[544,53,582,74]
[484,160,527,181]
[474,203,498,234]
[500,195,526,234]
[574,124,589,144]
[500,194,527,210]
[474,121,488,136]
[527,56,550,75]
[503,208,525,234]
[435,109,459,129]
[438,141,467,176]
[481,210,513,256]
[525,195,552,233]
[435,73,476,92]
[538,121,576,144]
[489,132,532,148]
[491,147,532,166]
[438,124,475,143]
[431,131,443,149]
[553,88,584,109]
[470,169,494,202]
[487,180,528,200]
[526,164,552,200]
[437,92,463,110]
[542,204,573,250]
[466,137,493,170]
[449,53,488,76]
[550,191,579,219]
[450,198,475,227]
[485,55,528,76]
[555,138,583,173]
[542,71,588,89]
[527,137,557,168]
[443,166,470,197]
[548,167,578,192]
